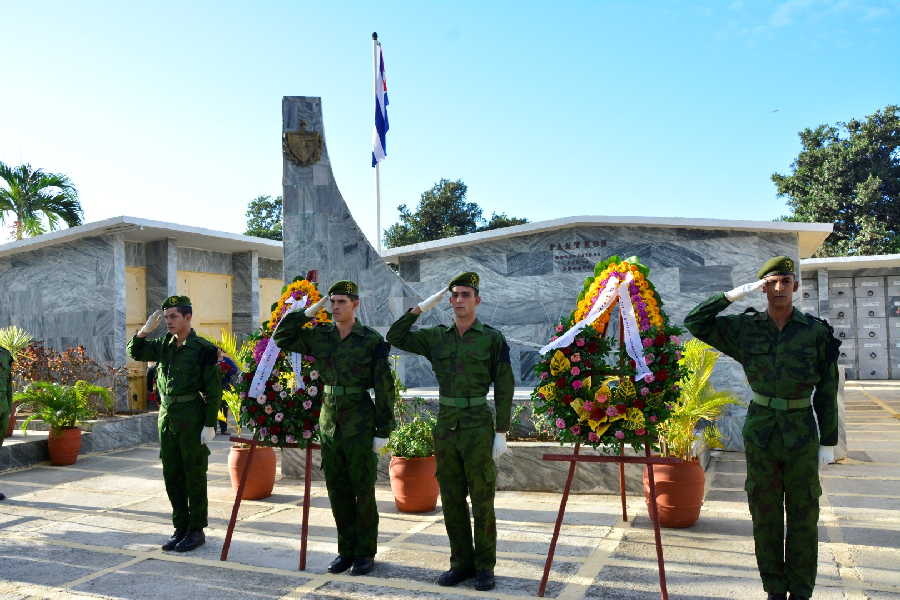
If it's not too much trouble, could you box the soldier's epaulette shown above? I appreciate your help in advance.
[808,315,842,361]
[196,338,219,366]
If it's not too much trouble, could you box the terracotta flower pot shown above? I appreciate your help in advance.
[389,455,439,513]
[643,459,705,528]
[48,427,82,466]
[228,445,276,500]
[4,404,17,439]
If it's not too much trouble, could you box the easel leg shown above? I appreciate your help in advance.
[537,443,580,597]
[298,443,313,570]
[220,441,257,561]
[644,445,669,600]
[619,445,628,522]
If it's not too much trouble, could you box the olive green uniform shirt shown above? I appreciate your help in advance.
[684,292,839,447]
[386,311,515,432]
[0,347,12,431]
[273,312,395,439]
[127,330,222,427]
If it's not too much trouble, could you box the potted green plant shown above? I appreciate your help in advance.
[387,414,439,512]
[645,339,741,527]
[16,380,112,465]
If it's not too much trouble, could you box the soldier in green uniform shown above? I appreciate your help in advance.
[273,280,395,576]
[0,345,12,502]
[387,272,514,592]
[684,257,839,600]
[127,296,222,553]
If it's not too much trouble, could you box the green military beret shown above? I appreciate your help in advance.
[448,271,479,292]
[756,256,796,280]
[161,295,191,309]
[328,280,359,297]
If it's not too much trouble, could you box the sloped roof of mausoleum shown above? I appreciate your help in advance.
[380,215,834,262]
[0,216,283,260]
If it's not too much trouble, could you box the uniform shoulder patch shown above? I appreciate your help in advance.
[809,315,841,362]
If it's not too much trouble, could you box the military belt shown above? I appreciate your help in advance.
[160,393,199,406]
[752,392,811,411]
[439,396,487,408]
[323,385,364,396]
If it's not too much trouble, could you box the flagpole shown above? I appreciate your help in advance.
[372,31,382,254]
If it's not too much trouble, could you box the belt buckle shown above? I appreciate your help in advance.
[771,397,787,410]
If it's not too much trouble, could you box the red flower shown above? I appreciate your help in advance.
[588,404,606,420]
[556,378,567,388]
[633,399,646,410]
[654,333,667,346]
[267,390,276,401]
[303,419,312,429]
[312,410,320,418]
[616,403,627,414]
[656,370,669,382]
[561,347,572,356]
[248,405,258,413]
[257,414,267,424]
[562,394,574,405]
[660,355,669,366]
[270,425,281,434]
[243,372,253,381]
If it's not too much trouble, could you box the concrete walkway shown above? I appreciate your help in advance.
[1,383,898,599]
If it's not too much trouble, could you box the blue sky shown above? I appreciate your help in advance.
[1,1,898,247]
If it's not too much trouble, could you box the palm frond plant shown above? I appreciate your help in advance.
[222,390,243,436]
[657,339,742,461]
[0,162,82,240]
[0,325,32,358]
[15,380,110,433]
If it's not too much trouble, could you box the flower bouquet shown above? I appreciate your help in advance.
[234,275,331,448]
[531,255,686,453]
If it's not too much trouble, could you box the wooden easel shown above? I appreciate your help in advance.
[537,312,682,599]
[220,437,320,570]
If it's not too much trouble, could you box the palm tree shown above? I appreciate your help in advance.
[0,161,83,240]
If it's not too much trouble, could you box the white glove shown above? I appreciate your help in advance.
[491,432,508,462]
[818,445,835,466]
[724,279,766,302]
[200,426,217,445]
[372,437,389,454]
[417,288,447,313]
[304,296,329,318]
[139,310,163,335]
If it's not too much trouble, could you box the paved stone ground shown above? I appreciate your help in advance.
[1,382,898,599]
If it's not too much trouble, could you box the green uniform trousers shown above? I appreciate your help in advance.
[158,400,211,530]
[0,402,9,446]
[321,432,379,558]
[434,415,497,571]
[744,411,821,599]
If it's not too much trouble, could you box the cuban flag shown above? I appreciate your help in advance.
[372,43,389,167]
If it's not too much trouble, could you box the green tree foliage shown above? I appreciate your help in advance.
[244,195,283,240]
[773,105,900,256]
[384,178,528,248]
[0,162,82,240]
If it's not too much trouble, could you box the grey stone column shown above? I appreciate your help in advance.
[145,238,177,314]
[110,235,129,410]
[231,251,259,340]
[817,268,829,315]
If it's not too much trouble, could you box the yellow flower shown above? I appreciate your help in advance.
[537,384,557,401]
[549,350,571,376]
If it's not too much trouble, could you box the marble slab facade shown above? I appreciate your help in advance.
[394,226,801,450]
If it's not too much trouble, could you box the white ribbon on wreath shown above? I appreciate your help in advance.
[539,276,620,355]
[617,273,654,382]
[248,295,307,399]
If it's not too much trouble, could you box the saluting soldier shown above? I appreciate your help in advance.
[387,272,514,592]
[0,345,13,502]
[127,295,222,552]
[274,280,395,576]
[684,257,839,600]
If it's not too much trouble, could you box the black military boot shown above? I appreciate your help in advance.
[174,529,205,552]
[161,529,187,551]
[350,556,375,575]
[327,555,353,574]
[474,570,495,591]
[0,492,6,501]
[437,568,475,586]
[788,595,809,600]
[767,594,787,600]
